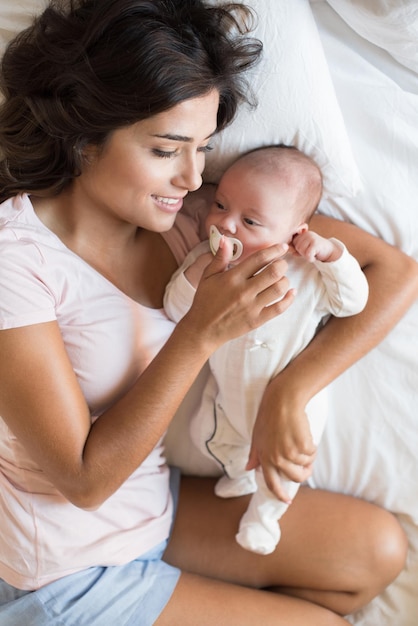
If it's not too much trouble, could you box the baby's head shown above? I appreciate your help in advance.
[206,145,323,263]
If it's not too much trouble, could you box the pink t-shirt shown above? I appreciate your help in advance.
[0,194,200,590]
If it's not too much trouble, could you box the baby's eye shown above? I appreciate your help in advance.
[244,217,257,226]
[152,149,176,159]
[214,201,226,210]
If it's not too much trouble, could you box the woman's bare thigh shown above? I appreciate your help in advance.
[163,476,406,614]
[155,570,350,626]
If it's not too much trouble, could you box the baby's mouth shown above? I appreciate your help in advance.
[209,225,243,261]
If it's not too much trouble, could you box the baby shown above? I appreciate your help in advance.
[164,145,369,554]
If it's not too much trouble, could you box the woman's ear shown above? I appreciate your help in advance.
[79,143,101,166]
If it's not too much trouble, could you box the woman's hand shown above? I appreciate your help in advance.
[246,214,418,504]
[182,237,295,353]
[246,377,316,503]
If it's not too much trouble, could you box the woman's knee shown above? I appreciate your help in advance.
[368,508,408,587]
[348,505,407,612]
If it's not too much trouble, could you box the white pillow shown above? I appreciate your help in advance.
[324,0,418,75]
[204,0,362,199]
[0,0,47,53]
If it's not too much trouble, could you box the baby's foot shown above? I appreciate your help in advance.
[235,522,281,555]
[215,473,257,498]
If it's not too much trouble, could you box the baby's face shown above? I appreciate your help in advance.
[205,162,304,264]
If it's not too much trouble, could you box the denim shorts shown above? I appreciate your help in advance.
[0,468,181,626]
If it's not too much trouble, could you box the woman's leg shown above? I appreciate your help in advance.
[160,478,407,623]
[155,571,349,626]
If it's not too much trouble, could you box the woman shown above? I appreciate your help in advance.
[0,1,416,624]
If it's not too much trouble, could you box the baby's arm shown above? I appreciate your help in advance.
[184,251,213,289]
[293,229,369,316]
[292,229,341,262]
[164,243,213,322]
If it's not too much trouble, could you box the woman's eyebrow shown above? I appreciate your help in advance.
[152,133,192,142]
[152,130,217,142]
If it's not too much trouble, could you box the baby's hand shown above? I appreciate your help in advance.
[292,230,342,263]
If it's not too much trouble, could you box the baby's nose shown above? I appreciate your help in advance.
[220,216,237,234]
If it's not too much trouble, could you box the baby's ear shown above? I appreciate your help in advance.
[294,222,309,236]
[289,223,309,257]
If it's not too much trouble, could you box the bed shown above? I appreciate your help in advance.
[1,1,418,624]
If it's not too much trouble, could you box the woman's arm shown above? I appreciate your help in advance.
[248,214,418,501]
[0,241,293,510]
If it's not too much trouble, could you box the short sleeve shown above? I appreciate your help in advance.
[0,239,56,329]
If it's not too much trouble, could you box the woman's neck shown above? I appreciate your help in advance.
[31,190,178,308]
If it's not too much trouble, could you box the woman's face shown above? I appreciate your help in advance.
[75,90,219,232]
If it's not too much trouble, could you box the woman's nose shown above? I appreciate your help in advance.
[173,155,203,192]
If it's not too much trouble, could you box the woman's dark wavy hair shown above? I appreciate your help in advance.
[0,0,262,200]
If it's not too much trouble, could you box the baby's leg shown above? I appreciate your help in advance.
[214,468,257,498]
[189,374,220,461]
[199,401,256,497]
[210,435,257,498]
[236,468,300,555]
[236,392,328,554]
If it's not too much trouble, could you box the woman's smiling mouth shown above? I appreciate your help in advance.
[152,195,184,212]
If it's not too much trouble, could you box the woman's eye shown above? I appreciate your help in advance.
[152,149,176,159]
[152,144,213,159]
[198,144,214,154]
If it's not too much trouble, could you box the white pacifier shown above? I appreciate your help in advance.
[209,225,243,261]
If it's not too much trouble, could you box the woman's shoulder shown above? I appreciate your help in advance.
[0,194,60,245]
[0,193,32,225]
